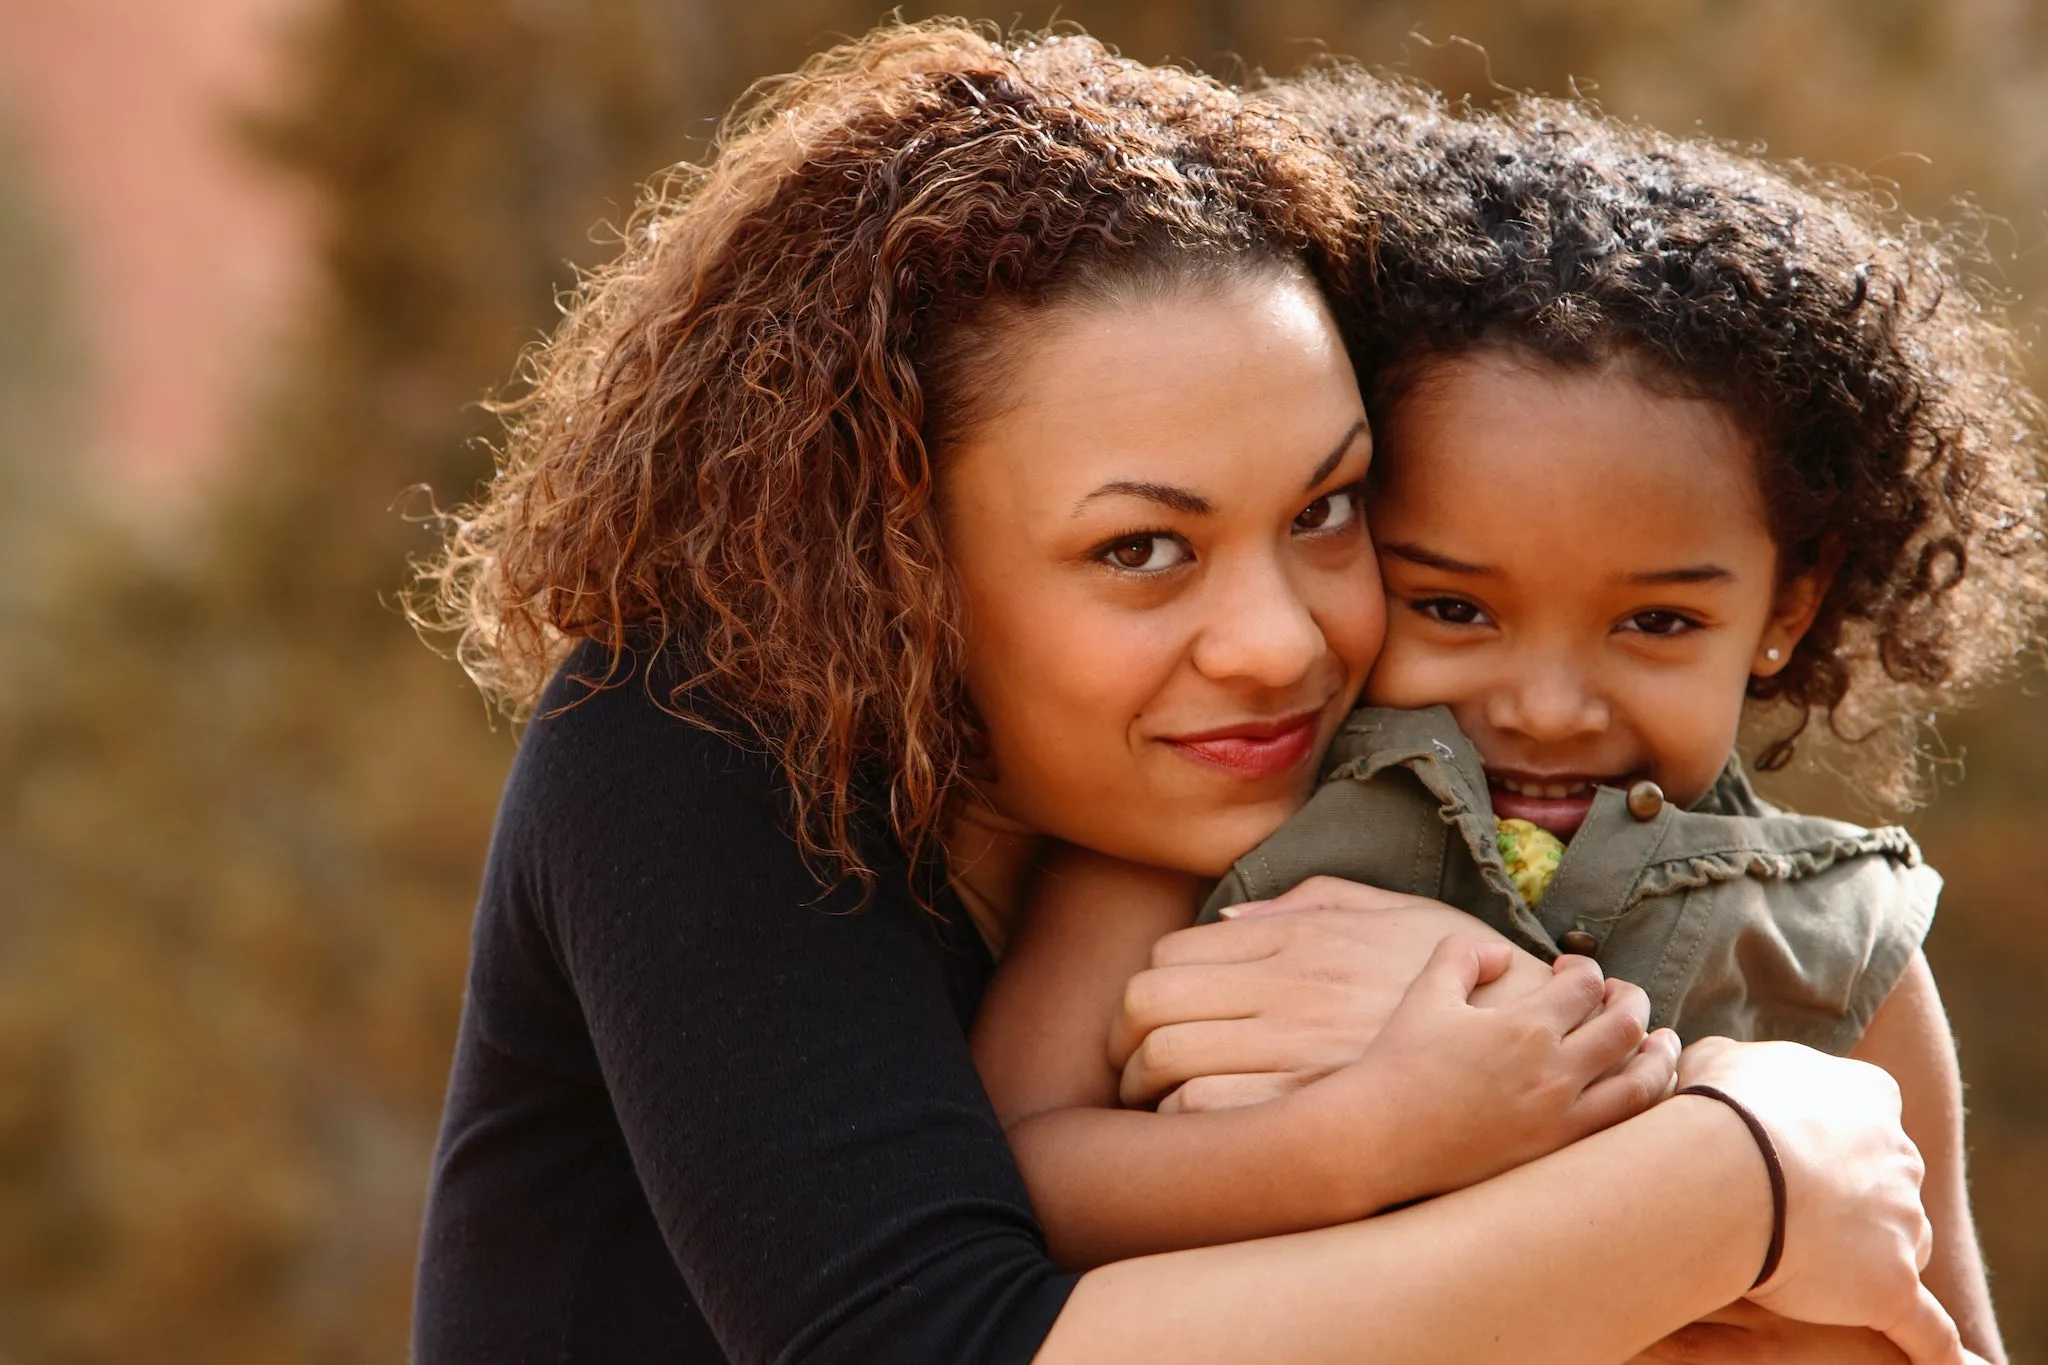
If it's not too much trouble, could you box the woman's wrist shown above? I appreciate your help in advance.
[1662,1088,1782,1295]
[1674,1084,1787,1288]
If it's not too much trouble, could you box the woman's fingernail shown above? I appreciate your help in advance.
[1218,905,1242,919]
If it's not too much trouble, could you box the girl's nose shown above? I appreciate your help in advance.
[1190,556,1324,689]
[1486,655,1610,742]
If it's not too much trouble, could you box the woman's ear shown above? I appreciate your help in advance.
[1752,538,1843,678]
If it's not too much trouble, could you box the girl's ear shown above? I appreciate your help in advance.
[1752,538,1843,678]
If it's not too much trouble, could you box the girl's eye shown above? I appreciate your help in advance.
[1100,534,1191,574]
[1294,486,1362,534]
[1415,597,1490,627]
[1623,610,1698,637]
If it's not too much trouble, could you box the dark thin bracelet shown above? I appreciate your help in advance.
[1675,1084,1787,1289]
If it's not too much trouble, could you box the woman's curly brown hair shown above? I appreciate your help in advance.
[412,21,1359,886]
[1271,72,2048,806]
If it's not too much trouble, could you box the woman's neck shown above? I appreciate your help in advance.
[944,797,1043,961]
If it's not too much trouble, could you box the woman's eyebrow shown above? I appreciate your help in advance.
[1303,420,1370,492]
[1072,420,1369,518]
[1072,481,1214,516]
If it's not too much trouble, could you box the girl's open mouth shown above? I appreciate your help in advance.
[1487,773,1614,841]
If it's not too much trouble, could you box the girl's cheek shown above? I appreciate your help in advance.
[1630,679,1746,802]
[1361,620,1468,705]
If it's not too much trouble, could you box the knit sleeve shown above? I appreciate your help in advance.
[462,644,1076,1364]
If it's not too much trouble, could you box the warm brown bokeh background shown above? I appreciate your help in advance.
[0,2,2042,1361]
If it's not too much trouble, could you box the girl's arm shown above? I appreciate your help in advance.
[972,845,1205,1126]
[974,848,1675,1268]
[1851,952,2004,1363]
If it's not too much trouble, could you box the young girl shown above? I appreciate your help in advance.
[972,89,2046,1360]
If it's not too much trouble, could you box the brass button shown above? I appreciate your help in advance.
[1559,929,1600,956]
[1626,780,1666,821]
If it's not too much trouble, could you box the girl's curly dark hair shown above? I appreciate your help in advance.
[412,21,1359,886]
[1271,71,2048,806]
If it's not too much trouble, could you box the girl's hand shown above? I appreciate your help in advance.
[1110,875,1597,1112]
[1675,1038,1964,1365]
[1289,935,1679,1204]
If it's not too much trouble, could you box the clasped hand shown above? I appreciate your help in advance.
[1110,876,1677,1199]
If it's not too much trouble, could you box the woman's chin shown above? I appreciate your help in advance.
[1142,796,1308,879]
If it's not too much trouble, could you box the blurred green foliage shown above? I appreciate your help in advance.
[0,2,2041,1360]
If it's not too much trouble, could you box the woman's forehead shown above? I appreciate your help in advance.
[944,275,1364,507]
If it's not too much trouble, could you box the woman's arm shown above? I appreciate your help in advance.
[1042,1094,1773,1364]
[1630,954,2005,1365]
[1039,1041,1963,1365]
[1852,952,2004,1362]
[419,652,1075,1365]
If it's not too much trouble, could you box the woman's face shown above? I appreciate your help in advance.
[942,269,1381,876]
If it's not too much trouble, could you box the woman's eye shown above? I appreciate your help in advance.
[1294,486,1361,534]
[1623,610,1697,637]
[1100,534,1190,573]
[1415,597,1489,627]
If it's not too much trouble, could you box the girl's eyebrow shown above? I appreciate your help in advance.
[1381,541,1493,576]
[1381,543,1738,587]
[1625,565,1735,585]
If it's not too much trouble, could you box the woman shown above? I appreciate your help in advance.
[410,23,1955,1363]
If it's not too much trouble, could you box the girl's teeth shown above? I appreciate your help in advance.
[1499,777,1592,799]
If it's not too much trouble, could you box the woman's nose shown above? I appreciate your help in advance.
[1189,557,1324,689]
[1485,655,1610,742]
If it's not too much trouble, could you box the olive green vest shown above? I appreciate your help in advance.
[1198,707,1937,1054]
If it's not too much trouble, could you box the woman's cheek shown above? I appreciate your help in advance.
[980,599,1184,823]
[1327,591,1387,693]
[1304,547,1386,687]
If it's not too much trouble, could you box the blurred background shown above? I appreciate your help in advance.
[0,1,2041,1360]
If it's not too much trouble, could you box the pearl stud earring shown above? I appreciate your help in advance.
[1765,647,1782,662]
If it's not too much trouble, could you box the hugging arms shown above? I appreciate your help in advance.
[416,651,1956,1365]
[987,865,1987,1362]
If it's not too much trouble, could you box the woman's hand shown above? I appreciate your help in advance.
[1109,875,1617,1112]
[1629,1301,1909,1363]
[1674,1038,1964,1365]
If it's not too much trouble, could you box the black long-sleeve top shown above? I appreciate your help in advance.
[412,642,1077,1363]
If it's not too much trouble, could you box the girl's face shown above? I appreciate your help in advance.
[1365,347,1829,842]
[943,270,1381,876]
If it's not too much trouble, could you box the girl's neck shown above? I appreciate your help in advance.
[945,796,1043,960]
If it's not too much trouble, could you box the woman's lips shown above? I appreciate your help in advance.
[1163,710,1324,779]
